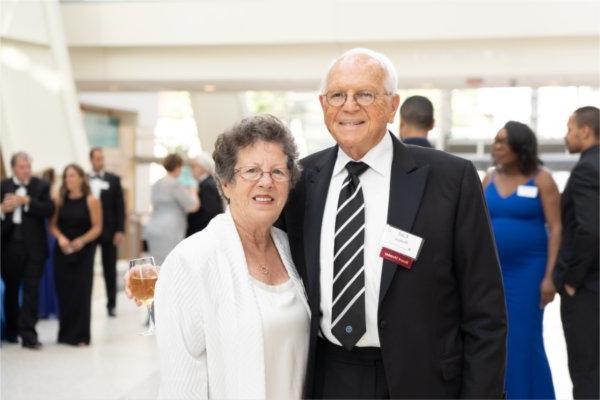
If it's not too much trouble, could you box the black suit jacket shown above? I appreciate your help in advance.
[554,145,599,293]
[93,172,125,242]
[281,133,507,398]
[186,175,224,237]
[1,177,54,262]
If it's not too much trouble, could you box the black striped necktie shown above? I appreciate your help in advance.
[331,161,369,350]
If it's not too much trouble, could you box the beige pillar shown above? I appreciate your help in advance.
[190,92,248,152]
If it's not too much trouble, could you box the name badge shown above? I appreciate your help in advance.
[379,224,424,269]
[517,185,538,198]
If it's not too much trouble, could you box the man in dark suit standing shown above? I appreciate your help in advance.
[89,147,125,317]
[281,49,507,398]
[399,95,435,148]
[185,152,224,237]
[553,106,599,399]
[1,152,53,349]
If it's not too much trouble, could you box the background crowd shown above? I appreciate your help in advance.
[1,98,598,399]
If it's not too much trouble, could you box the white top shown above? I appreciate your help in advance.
[12,177,29,223]
[154,211,310,399]
[252,277,309,400]
[319,132,393,347]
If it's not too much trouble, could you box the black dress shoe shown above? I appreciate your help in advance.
[108,308,116,317]
[22,341,42,350]
[3,336,19,344]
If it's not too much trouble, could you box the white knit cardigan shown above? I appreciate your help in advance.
[154,211,310,399]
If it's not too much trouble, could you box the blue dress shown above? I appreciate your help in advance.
[485,177,555,400]
[38,221,59,318]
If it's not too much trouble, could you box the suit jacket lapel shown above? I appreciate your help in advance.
[379,133,430,304]
[304,146,337,307]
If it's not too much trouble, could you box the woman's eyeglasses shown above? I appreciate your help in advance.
[234,166,290,182]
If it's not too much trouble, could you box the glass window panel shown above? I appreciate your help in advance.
[537,86,600,139]
[83,111,119,148]
[451,87,532,140]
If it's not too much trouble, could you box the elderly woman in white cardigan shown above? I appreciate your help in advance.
[127,115,309,399]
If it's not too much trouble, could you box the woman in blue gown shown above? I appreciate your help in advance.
[39,168,59,319]
[483,121,561,399]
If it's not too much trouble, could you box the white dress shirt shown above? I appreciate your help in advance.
[12,177,29,224]
[319,132,392,347]
[89,170,108,198]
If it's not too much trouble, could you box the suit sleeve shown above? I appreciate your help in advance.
[560,162,599,288]
[453,162,507,398]
[200,181,224,218]
[26,180,54,219]
[114,176,126,233]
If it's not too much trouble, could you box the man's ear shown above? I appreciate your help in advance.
[429,118,435,130]
[581,124,594,141]
[319,95,326,111]
[388,94,400,124]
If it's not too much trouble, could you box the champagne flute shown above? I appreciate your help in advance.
[128,256,159,336]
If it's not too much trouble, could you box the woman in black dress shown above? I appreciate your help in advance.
[50,164,102,346]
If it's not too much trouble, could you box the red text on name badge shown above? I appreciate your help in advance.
[379,247,414,269]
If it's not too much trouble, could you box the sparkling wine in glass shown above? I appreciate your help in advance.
[129,256,159,336]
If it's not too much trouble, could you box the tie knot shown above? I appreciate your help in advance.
[345,161,369,178]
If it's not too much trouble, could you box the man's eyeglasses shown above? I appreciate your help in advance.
[323,90,392,107]
[234,166,290,182]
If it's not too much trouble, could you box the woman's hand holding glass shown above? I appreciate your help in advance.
[125,256,159,335]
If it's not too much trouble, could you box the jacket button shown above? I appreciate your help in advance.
[379,319,387,329]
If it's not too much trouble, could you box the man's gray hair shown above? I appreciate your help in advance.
[193,151,215,175]
[10,151,31,168]
[319,48,398,94]
[212,114,302,202]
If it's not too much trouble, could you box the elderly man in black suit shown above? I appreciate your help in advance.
[185,152,224,237]
[280,48,507,398]
[1,152,54,349]
[554,106,599,399]
[89,147,125,317]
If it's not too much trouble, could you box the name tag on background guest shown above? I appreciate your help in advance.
[517,185,538,198]
[379,224,424,269]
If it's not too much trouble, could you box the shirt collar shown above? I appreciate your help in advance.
[92,170,105,179]
[12,177,29,186]
[197,172,210,183]
[333,131,393,178]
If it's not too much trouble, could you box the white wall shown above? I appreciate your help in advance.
[1,0,87,174]
[61,0,600,46]
[69,37,600,91]
[61,1,600,91]
[190,92,248,152]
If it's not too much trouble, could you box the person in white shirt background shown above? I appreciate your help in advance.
[1,152,54,349]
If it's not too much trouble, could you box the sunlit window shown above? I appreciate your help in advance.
[537,86,600,139]
[451,87,532,140]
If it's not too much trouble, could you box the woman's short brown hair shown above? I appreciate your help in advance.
[212,114,302,197]
[163,153,184,172]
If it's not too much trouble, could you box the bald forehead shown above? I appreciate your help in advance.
[330,54,384,76]
[325,55,387,90]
